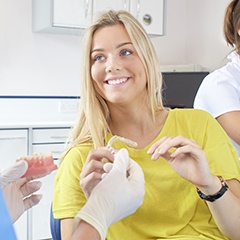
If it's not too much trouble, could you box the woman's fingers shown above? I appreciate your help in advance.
[148,136,201,160]
[80,160,105,179]
[80,171,103,198]
[80,148,114,198]
[86,148,114,164]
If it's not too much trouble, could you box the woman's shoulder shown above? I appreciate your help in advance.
[169,108,212,119]
[167,108,226,140]
[168,108,219,129]
[61,142,93,164]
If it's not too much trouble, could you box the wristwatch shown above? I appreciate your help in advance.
[197,176,228,202]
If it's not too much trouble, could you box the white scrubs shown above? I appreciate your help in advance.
[194,51,240,157]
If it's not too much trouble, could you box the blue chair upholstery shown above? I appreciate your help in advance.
[50,204,61,240]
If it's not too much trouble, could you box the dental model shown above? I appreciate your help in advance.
[106,135,138,154]
[101,136,138,176]
[17,152,58,178]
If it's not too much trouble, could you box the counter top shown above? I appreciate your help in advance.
[0,121,74,129]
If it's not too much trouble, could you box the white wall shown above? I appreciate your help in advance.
[152,0,233,71]
[151,0,187,67]
[0,0,234,96]
[0,0,82,96]
[185,0,233,71]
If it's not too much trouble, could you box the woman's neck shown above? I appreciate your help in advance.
[109,107,168,149]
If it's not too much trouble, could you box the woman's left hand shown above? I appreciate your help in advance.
[147,135,215,188]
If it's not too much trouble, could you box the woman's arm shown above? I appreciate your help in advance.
[217,111,240,145]
[148,135,240,240]
[71,220,100,240]
[61,219,74,240]
[61,219,100,240]
[205,178,240,240]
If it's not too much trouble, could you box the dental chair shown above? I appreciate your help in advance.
[50,204,61,240]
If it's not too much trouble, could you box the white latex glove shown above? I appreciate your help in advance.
[1,160,28,188]
[0,160,42,222]
[74,148,145,240]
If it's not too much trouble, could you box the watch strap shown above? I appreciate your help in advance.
[197,176,228,202]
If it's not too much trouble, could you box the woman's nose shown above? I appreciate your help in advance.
[105,58,121,73]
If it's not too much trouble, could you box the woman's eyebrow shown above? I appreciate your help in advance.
[91,42,133,54]
[91,48,104,54]
[116,42,133,48]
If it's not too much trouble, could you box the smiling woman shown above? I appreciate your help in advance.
[90,24,147,106]
[52,10,240,240]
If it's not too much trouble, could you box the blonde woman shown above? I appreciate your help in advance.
[53,10,240,240]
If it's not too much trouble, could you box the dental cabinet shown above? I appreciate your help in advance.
[32,0,164,35]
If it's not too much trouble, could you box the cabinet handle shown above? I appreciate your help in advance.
[85,0,89,18]
[124,0,127,10]
[50,136,67,140]
[136,0,140,19]
[0,137,26,141]
[52,150,62,155]
[143,14,152,25]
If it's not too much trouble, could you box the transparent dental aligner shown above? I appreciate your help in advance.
[106,135,138,154]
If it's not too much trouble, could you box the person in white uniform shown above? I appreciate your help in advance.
[194,0,240,158]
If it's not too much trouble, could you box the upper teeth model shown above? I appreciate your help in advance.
[106,135,138,154]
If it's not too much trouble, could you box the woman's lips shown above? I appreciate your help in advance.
[106,77,129,85]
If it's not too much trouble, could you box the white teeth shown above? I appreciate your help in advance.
[107,78,128,85]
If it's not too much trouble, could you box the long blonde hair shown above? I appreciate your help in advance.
[69,10,164,151]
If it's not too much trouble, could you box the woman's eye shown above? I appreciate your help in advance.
[121,50,132,56]
[94,55,105,62]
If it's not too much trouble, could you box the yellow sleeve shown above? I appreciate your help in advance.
[52,144,93,219]
[194,109,240,181]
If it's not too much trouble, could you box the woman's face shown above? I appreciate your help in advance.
[90,24,147,106]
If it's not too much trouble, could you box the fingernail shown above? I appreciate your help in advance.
[158,148,164,154]
[151,154,157,160]
[170,152,176,157]
[147,148,153,154]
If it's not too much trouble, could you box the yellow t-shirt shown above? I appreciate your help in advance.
[53,109,240,240]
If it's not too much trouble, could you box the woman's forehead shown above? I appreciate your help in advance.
[91,24,131,47]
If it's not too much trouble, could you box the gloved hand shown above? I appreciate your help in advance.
[0,160,42,222]
[74,148,145,240]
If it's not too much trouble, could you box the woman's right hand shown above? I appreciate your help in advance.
[80,148,114,198]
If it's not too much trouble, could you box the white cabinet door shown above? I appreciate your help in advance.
[29,171,57,240]
[0,129,28,240]
[32,0,89,34]
[30,127,70,240]
[93,0,129,12]
[33,0,164,35]
[53,0,92,28]
[130,0,164,35]
[93,0,164,35]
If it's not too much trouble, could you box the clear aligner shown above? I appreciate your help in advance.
[106,135,138,154]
